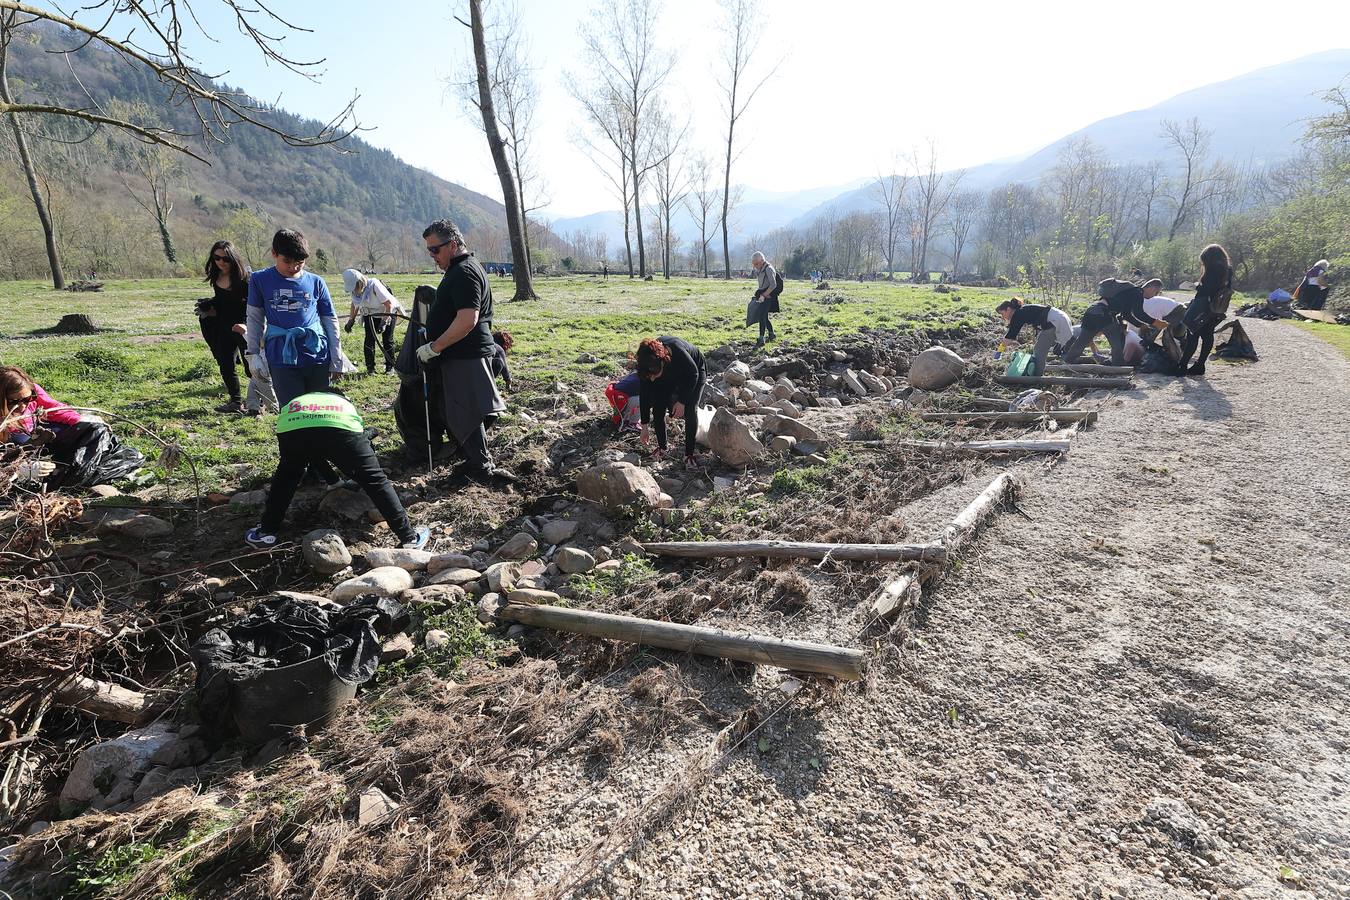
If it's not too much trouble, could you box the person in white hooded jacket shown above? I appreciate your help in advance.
[342,268,406,375]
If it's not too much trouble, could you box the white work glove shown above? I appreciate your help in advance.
[12,459,55,484]
[416,343,441,364]
[248,354,270,382]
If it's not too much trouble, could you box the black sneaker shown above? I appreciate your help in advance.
[216,400,243,414]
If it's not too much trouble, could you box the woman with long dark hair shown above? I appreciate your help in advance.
[199,240,254,413]
[636,336,706,468]
[1178,244,1234,377]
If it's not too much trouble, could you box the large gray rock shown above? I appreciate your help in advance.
[426,567,482,586]
[302,529,351,575]
[723,361,751,386]
[356,786,400,827]
[769,434,797,454]
[576,461,664,511]
[909,346,967,391]
[476,592,504,624]
[555,547,596,574]
[331,566,414,603]
[707,408,764,466]
[96,510,174,540]
[842,370,868,397]
[427,552,476,575]
[763,414,824,444]
[858,369,888,394]
[398,584,465,608]
[364,548,432,571]
[61,722,177,813]
[229,489,268,509]
[484,561,521,592]
[496,532,538,560]
[541,519,579,545]
[743,378,774,396]
[772,399,803,419]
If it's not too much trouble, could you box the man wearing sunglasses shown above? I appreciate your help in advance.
[416,219,510,487]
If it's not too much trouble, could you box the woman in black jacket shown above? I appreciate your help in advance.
[199,241,253,413]
[1178,244,1234,377]
[636,336,705,468]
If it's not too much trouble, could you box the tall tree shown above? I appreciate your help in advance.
[872,161,911,279]
[576,0,674,277]
[1161,117,1224,241]
[106,100,182,265]
[571,89,636,275]
[910,142,965,281]
[683,153,720,277]
[464,0,536,300]
[715,0,777,278]
[945,189,982,278]
[648,116,689,279]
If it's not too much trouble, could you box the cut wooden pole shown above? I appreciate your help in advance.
[918,410,1097,424]
[500,602,866,680]
[640,540,946,563]
[892,439,1071,454]
[995,375,1132,390]
[1043,363,1134,376]
[870,472,1021,622]
[53,674,167,725]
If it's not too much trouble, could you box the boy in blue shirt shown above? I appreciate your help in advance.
[245,228,344,405]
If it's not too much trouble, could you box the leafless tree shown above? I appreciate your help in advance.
[648,116,689,279]
[1161,117,1226,241]
[871,160,911,279]
[945,189,982,278]
[715,0,778,278]
[103,100,182,265]
[360,227,391,273]
[910,141,965,281]
[573,0,674,278]
[683,153,720,277]
[571,90,636,275]
[462,0,536,300]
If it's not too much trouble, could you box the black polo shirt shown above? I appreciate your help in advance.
[427,252,495,358]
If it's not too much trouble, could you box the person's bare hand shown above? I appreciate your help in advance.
[231,323,246,336]
[639,424,651,446]
[671,401,685,419]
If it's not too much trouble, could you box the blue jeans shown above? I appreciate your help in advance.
[271,365,332,406]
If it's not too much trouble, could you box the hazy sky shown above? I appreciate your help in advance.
[105,0,1350,218]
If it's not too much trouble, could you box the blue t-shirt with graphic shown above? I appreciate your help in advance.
[247,267,336,368]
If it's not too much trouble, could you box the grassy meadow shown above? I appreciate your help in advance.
[0,273,1010,494]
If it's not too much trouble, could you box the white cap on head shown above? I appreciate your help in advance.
[341,268,362,295]
[1315,259,1330,269]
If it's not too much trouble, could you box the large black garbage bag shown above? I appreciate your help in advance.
[1213,320,1258,361]
[45,419,145,490]
[189,594,408,742]
[1137,342,1182,376]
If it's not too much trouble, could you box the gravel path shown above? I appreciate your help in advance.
[572,319,1350,900]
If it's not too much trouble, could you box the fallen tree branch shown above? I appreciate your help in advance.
[500,602,866,680]
[1043,363,1134,375]
[917,411,1097,424]
[52,674,168,725]
[640,540,945,563]
[884,439,1071,454]
[995,375,1133,390]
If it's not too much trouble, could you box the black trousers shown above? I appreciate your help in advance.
[1063,309,1126,366]
[363,316,397,372]
[204,325,249,402]
[261,427,415,544]
[1180,296,1217,370]
[654,376,705,458]
[757,305,776,340]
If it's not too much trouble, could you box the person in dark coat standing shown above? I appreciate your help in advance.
[636,336,705,468]
[1178,243,1234,377]
[415,219,510,487]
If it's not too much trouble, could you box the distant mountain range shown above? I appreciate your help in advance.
[548,50,1350,249]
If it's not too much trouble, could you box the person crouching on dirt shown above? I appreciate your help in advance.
[1061,281,1139,366]
[1294,258,1330,310]
[994,297,1072,375]
[342,268,405,375]
[415,219,511,488]
[749,251,779,347]
[491,330,514,393]
[245,228,344,405]
[1136,278,1188,367]
[635,336,706,469]
[1178,243,1235,377]
[245,390,429,551]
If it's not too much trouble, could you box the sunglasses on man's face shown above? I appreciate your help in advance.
[427,239,453,256]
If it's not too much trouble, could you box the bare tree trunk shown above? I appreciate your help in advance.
[629,133,646,276]
[469,0,536,301]
[721,113,735,279]
[0,17,63,289]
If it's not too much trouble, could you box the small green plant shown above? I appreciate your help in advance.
[769,464,828,496]
[590,360,620,378]
[71,841,165,895]
[571,554,656,602]
[386,603,509,680]
[75,346,132,374]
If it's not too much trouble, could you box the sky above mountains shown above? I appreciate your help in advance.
[82,0,1350,218]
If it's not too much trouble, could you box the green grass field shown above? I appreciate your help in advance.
[1292,319,1350,361]
[1,274,1009,494]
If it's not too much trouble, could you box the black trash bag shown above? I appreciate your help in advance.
[45,419,145,490]
[1137,342,1183,376]
[189,594,408,741]
[1213,320,1258,362]
[392,288,451,456]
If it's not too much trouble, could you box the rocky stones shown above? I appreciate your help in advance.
[842,369,868,397]
[132,766,198,805]
[424,630,451,650]
[88,484,121,499]
[555,547,596,574]
[331,566,414,603]
[772,399,803,419]
[229,489,268,509]
[364,548,431,571]
[426,567,481,587]
[771,383,794,401]
[769,434,798,454]
[427,552,476,575]
[61,722,178,813]
[577,461,664,511]
[356,786,400,827]
[743,378,773,395]
[858,369,888,394]
[319,487,376,522]
[829,349,849,362]
[476,592,504,624]
[96,510,174,540]
[485,561,521,593]
[570,391,594,412]
[724,361,751,386]
[507,588,560,604]
[763,414,824,444]
[398,584,465,608]
[541,519,579,546]
[704,385,732,408]
[713,475,737,492]
[707,408,765,466]
[380,633,415,662]
[302,529,351,575]
[496,532,538,560]
[909,346,967,391]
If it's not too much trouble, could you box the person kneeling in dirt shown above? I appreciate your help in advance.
[994,297,1072,375]
[245,390,429,550]
[635,336,706,469]
[415,219,511,488]
[1061,279,1141,366]
[1135,278,1188,367]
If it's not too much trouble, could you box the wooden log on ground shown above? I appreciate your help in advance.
[1044,363,1134,376]
[641,539,946,563]
[53,674,167,725]
[870,472,1021,622]
[892,439,1071,454]
[918,410,1098,424]
[995,375,1132,390]
[500,602,866,680]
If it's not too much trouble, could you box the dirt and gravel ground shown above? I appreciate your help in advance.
[546,319,1350,900]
